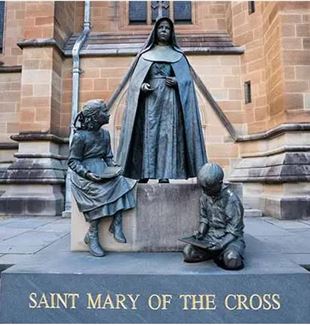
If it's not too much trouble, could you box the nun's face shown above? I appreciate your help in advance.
[156,20,171,44]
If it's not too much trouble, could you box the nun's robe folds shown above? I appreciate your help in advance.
[117,53,207,180]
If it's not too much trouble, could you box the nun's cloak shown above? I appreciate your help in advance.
[117,17,207,180]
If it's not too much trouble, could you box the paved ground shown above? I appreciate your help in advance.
[0,215,309,269]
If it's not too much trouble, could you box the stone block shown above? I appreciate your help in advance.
[0,185,64,216]
[303,38,310,49]
[71,183,243,252]
[0,136,66,216]
[283,50,310,65]
[265,197,310,220]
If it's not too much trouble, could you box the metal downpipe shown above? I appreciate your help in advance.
[63,1,91,217]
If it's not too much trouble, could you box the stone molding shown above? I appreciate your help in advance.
[11,132,68,144]
[229,152,310,183]
[17,33,245,58]
[0,65,22,73]
[17,38,65,57]
[236,123,310,142]
[14,153,67,160]
[241,145,310,158]
[0,142,18,150]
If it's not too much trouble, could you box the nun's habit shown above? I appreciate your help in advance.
[117,17,207,180]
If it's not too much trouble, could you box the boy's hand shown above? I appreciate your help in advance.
[207,243,222,251]
[193,230,204,240]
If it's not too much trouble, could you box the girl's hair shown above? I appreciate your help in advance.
[74,99,107,130]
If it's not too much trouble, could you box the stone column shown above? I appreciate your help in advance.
[228,2,310,219]
[0,1,75,216]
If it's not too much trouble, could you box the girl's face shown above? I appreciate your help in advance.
[97,107,110,126]
[156,20,171,44]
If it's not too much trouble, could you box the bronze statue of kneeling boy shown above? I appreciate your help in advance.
[68,99,136,257]
[181,163,245,270]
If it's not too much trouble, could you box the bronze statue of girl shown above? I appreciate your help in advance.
[68,99,136,257]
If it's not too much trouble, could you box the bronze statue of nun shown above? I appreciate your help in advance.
[68,99,136,257]
[117,17,207,183]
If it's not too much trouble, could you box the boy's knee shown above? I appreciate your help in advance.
[222,249,244,270]
[183,244,209,263]
[183,244,195,262]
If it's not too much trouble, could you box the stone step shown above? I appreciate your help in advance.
[244,208,263,218]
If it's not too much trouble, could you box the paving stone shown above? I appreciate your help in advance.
[285,228,310,234]
[256,235,310,254]
[39,235,71,254]
[287,253,310,266]
[36,220,70,234]
[0,227,31,240]
[244,234,278,254]
[2,217,56,229]
[0,231,65,254]
[0,254,32,265]
[263,217,310,230]
[244,219,289,236]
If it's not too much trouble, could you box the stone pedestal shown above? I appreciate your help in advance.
[71,183,243,252]
[0,133,67,216]
[0,247,309,323]
[71,184,200,252]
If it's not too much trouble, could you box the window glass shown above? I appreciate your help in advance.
[129,1,147,24]
[174,1,191,23]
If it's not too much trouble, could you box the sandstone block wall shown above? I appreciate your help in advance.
[90,1,230,34]
[230,1,310,134]
[0,73,21,142]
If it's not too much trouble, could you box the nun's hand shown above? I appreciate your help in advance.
[86,172,102,182]
[166,77,177,87]
[141,83,153,93]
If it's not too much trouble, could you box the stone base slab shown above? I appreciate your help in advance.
[71,183,242,252]
[71,184,201,252]
[0,248,309,323]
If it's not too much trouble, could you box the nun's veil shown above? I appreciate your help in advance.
[140,16,183,54]
[107,17,182,110]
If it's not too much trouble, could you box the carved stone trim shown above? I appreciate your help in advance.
[11,132,68,144]
[17,38,65,57]
[182,47,244,55]
[0,179,66,185]
[0,65,22,73]
[72,46,245,57]
[0,142,18,150]
[241,145,310,158]
[229,152,310,183]
[14,153,67,160]
[236,123,310,142]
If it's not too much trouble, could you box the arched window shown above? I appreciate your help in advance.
[129,1,192,25]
